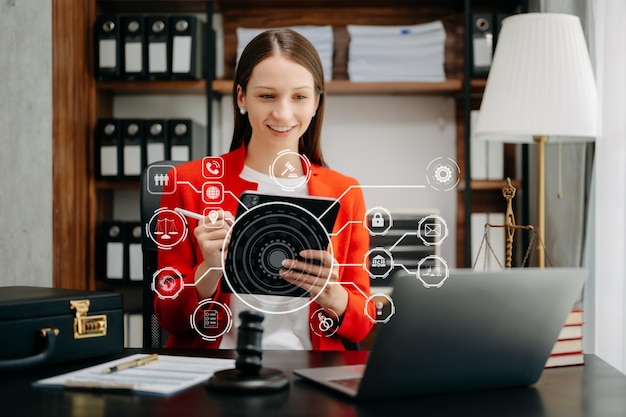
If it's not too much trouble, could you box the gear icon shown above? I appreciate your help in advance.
[434,164,454,184]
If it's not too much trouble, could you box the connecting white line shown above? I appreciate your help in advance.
[176,180,202,194]
[321,184,426,221]
[180,267,224,288]
[397,264,414,275]
[327,280,370,300]
[388,232,417,252]
[330,220,362,237]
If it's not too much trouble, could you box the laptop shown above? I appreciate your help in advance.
[294,267,586,400]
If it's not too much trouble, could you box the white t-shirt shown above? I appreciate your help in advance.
[219,165,313,350]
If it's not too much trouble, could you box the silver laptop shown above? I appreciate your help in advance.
[294,267,586,400]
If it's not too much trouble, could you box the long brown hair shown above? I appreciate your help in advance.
[229,28,326,166]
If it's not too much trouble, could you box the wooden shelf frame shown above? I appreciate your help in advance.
[212,79,463,96]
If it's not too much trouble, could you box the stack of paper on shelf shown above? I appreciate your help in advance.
[545,307,584,368]
[347,21,446,82]
[236,26,333,81]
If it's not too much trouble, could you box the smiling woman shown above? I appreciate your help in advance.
[237,54,319,176]
[154,28,376,351]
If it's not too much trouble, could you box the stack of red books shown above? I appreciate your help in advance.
[545,308,584,368]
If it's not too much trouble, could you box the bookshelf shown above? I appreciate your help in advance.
[51,0,525,290]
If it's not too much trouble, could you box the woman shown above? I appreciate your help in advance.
[155,28,375,350]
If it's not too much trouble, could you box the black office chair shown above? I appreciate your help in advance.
[140,161,183,348]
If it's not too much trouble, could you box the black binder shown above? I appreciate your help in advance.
[169,15,206,79]
[167,119,207,161]
[126,221,143,282]
[121,15,147,79]
[100,221,126,282]
[167,119,192,161]
[146,15,171,79]
[95,15,122,80]
[95,118,121,180]
[121,119,144,180]
[470,14,495,77]
[144,119,168,167]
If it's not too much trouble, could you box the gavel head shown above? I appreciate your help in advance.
[235,310,265,375]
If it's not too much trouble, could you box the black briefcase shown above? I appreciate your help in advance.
[0,286,124,371]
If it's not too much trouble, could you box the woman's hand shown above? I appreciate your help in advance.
[193,209,235,299]
[279,249,348,317]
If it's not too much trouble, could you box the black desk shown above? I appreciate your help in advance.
[2,351,626,417]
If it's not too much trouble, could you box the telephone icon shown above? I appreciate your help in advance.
[202,156,224,179]
[207,161,219,175]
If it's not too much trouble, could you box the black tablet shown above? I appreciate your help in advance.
[222,191,340,298]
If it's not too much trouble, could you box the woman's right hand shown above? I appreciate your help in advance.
[193,209,235,299]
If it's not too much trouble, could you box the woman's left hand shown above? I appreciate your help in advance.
[279,249,348,317]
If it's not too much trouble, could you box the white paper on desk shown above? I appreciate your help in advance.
[33,354,234,397]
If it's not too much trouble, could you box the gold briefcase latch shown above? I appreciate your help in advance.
[70,299,107,339]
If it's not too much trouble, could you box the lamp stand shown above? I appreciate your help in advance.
[533,135,547,268]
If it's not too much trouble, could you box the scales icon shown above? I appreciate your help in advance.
[146,207,188,250]
[155,218,179,241]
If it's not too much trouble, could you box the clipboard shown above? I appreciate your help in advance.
[33,354,234,397]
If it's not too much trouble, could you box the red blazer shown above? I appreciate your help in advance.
[154,145,375,349]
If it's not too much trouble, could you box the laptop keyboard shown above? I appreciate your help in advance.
[328,377,362,390]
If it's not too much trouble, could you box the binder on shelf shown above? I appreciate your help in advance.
[146,15,171,80]
[95,118,121,180]
[101,221,126,282]
[95,15,122,80]
[121,15,147,80]
[470,111,487,180]
[167,119,207,161]
[169,15,206,79]
[470,13,494,77]
[144,119,168,167]
[470,110,503,180]
[126,222,143,282]
[121,119,144,180]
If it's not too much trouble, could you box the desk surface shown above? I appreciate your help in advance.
[1,351,626,417]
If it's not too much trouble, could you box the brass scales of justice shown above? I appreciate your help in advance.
[472,178,550,269]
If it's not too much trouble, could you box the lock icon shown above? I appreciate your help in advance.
[371,212,385,228]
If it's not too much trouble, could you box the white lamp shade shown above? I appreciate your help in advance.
[475,13,598,143]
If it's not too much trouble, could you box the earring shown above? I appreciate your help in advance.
[239,108,246,115]
[312,111,316,117]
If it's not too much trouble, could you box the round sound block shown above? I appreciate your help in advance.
[206,367,290,393]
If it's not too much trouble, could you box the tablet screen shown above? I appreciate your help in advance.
[222,192,340,300]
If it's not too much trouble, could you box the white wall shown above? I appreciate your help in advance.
[0,0,53,287]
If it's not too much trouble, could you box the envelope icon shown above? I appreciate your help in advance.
[425,224,441,237]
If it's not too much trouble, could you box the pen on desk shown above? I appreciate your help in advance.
[102,354,159,374]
